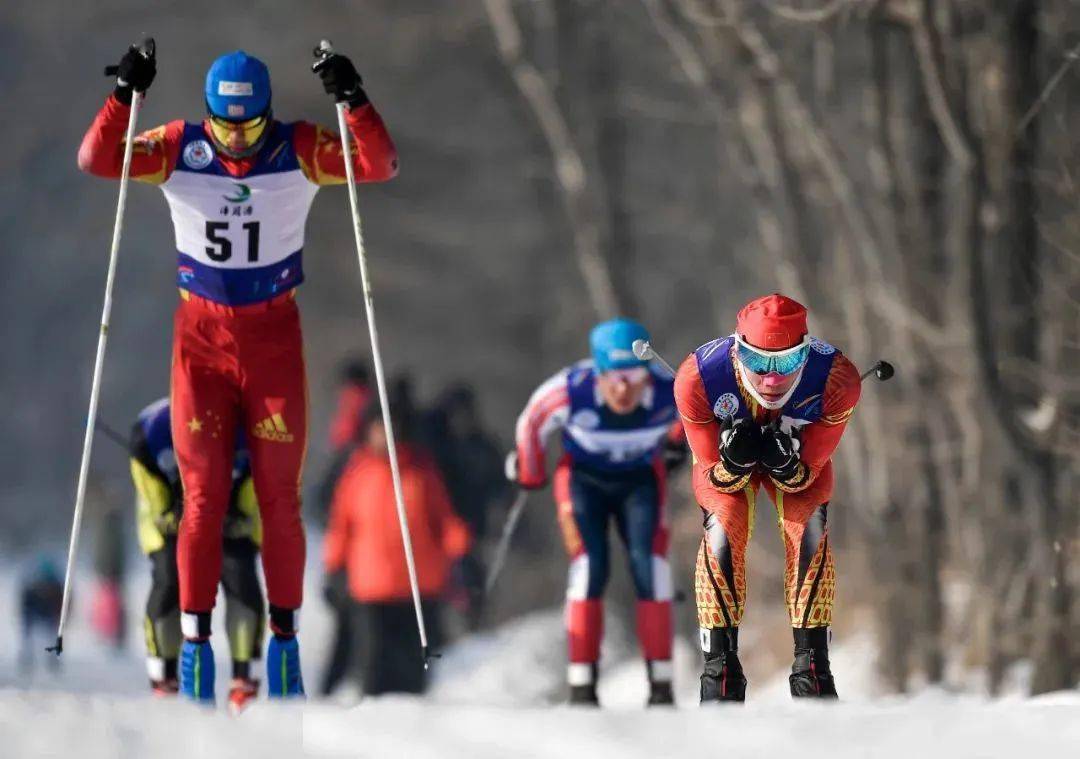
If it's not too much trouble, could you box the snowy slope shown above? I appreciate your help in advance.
[4,558,1079,758]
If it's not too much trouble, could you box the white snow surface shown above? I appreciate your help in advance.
[3,556,1079,758]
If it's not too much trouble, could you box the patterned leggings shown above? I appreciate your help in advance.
[693,464,835,634]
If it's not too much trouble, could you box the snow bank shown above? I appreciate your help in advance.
[4,558,1079,758]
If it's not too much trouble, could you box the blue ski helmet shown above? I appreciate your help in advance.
[205,51,271,121]
[590,318,650,372]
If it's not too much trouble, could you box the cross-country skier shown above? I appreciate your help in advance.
[673,294,861,702]
[129,397,265,712]
[78,43,398,701]
[508,319,686,706]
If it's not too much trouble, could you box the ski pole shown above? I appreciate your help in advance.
[94,419,129,450]
[484,489,528,595]
[50,38,155,656]
[313,40,434,667]
[632,338,677,376]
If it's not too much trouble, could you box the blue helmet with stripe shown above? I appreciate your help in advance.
[205,51,271,121]
[590,318,650,372]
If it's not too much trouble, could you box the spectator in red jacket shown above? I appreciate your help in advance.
[323,401,471,695]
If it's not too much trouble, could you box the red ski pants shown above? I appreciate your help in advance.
[171,292,307,614]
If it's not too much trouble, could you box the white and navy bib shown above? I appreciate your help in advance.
[161,122,318,305]
[562,361,678,472]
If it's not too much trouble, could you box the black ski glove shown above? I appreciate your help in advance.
[312,53,369,108]
[661,438,689,472]
[718,417,761,476]
[107,41,157,105]
[759,418,800,480]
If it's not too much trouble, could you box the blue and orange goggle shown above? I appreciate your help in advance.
[735,335,810,377]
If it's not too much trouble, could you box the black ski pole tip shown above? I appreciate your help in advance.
[875,361,895,381]
[422,647,442,670]
[46,635,63,655]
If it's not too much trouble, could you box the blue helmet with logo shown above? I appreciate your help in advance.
[590,318,650,372]
[205,51,271,121]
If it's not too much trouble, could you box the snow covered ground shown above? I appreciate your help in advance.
[3,555,1078,758]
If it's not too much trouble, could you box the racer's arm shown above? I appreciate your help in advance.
[661,417,689,471]
[769,353,861,493]
[129,422,175,554]
[674,355,752,493]
[77,94,183,184]
[293,103,398,186]
[513,369,571,489]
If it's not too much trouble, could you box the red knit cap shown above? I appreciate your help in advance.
[736,294,808,350]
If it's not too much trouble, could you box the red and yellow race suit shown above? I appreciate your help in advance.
[674,337,860,634]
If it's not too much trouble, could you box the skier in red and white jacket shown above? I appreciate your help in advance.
[510,319,687,706]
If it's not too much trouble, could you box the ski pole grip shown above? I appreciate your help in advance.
[103,38,155,79]
[312,39,336,71]
[46,635,63,655]
[136,37,155,60]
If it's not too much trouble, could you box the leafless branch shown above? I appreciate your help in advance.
[904,4,974,169]
[767,0,867,24]
[483,0,621,319]
[1017,40,1080,135]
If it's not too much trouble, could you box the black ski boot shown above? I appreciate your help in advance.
[699,628,746,704]
[568,663,600,706]
[789,627,838,699]
[646,660,674,706]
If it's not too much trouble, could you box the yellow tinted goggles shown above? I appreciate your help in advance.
[207,114,269,149]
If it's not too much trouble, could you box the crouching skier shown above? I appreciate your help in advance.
[129,397,265,712]
[508,319,686,706]
[78,43,398,702]
[673,294,861,702]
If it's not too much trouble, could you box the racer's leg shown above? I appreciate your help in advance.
[693,469,757,702]
[554,460,610,696]
[239,303,307,630]
[220,537,266,680]
[172,303,240,634]
[765,464,838,697]
[766,462,835,630]
[612,465,673,690]
[238,303,306,697]
[144,541,181,688]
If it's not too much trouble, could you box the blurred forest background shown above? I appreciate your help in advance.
[1,0,1077,695]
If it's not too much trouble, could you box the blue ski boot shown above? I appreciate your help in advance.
[266,635,305,698]
[179,639,216,704]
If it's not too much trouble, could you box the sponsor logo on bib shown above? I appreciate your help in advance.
[182,139,214,170]
[223,183,252,203]
[713,392,739,419]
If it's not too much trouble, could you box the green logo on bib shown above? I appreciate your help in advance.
[223,183,252,203]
